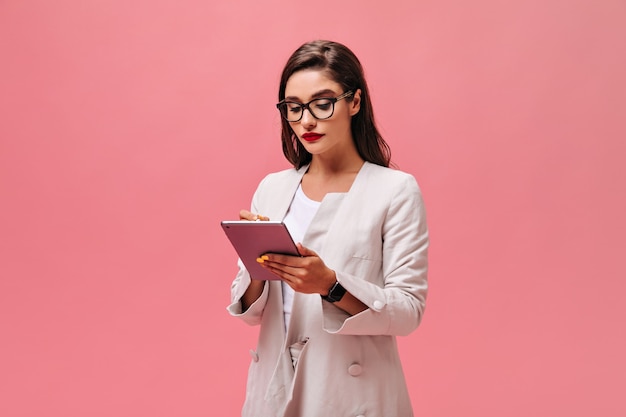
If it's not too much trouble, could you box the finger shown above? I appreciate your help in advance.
[259,261,318,293]
[259,261,297,282]
[239,210,270,221]
[239,210,255,220]
[263,253,304,267]
[296,243,318,257]
[258,256,303,277]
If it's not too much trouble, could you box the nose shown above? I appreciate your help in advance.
[299,107,317,128]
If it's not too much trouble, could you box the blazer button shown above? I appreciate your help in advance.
[348,363,362,376]
[373,300,384,310]
[249,349,259,362]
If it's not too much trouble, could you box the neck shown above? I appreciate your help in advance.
[308,136,364,175]
[308,152,364,175]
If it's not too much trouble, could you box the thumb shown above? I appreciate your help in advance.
[296,243,317,257]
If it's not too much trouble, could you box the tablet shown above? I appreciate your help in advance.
[221,220,300,280]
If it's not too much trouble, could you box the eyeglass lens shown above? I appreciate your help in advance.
[278,98,335,122]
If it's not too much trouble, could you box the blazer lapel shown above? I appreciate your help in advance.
[266,165,309,222]
[301,162,372,257]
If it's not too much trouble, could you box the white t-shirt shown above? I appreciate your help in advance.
[281,183,320,332]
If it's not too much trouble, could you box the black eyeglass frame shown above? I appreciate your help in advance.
[276,90,354,122]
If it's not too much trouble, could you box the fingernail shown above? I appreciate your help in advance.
[256,257,264,263]
[261,255,269,260]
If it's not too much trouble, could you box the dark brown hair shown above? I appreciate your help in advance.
[278,40,391,169]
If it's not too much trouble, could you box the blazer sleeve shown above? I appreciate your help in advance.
[322,174,429,336]
[225,178,270,326]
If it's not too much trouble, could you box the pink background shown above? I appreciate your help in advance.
[1,1,624,416]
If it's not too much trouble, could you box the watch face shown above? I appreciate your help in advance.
[328,282,347,302]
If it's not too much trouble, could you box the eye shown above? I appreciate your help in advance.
[314,99,332,111]
[287,103,302,113]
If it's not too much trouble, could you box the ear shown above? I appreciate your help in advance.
[349,89,362,116]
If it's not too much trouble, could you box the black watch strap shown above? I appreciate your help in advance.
[321,281,347,303]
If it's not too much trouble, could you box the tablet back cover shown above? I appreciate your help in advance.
[221,221,299,280]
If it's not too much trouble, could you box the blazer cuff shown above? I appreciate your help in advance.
[321,272,391,335]
[227,279,269,326]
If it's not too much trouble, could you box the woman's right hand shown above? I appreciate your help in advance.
[239,210,269,221]
[237,210,269,312]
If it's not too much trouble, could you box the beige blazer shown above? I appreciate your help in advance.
[227,162,429,417]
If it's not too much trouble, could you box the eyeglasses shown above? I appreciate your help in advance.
[276,90,354,122]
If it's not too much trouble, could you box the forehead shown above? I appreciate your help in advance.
[284,69,342,100]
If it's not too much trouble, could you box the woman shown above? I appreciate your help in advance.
[227,40,429,417]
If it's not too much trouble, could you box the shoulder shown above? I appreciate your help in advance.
[361,162,421,193]
[251,165,307,207]
[360,165,427,234]
[256,165,306,190]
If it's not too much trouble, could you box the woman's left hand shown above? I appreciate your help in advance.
[258,243,336,295]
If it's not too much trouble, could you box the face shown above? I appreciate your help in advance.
[283,69,361,158]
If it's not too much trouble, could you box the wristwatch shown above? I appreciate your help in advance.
[321,281,347,303]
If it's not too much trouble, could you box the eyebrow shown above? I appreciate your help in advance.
[284,89,338,102]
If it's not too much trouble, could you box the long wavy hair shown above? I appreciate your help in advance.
[278,40,391,169]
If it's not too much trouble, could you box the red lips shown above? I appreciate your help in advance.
[301,132,324,142]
